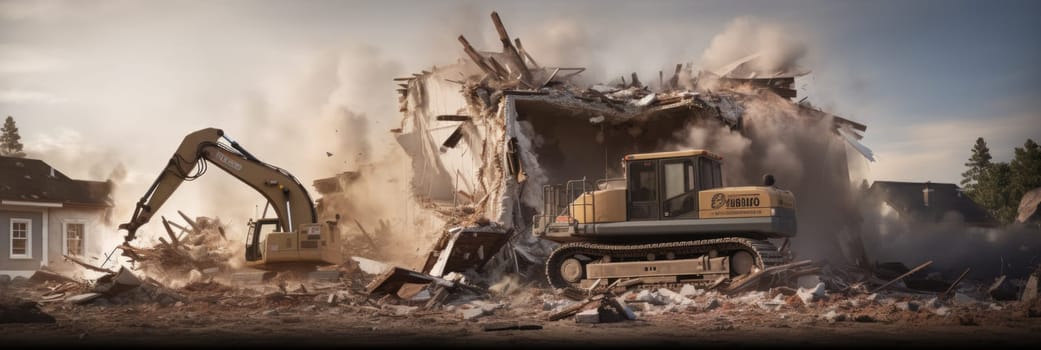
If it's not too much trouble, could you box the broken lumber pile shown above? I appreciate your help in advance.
[121,212,235,277]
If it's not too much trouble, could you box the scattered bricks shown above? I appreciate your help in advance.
[703,298,722,311]
[924,297,944,309]
[307,270,341,282]
[65,293,103,305]
[772,287,798,296]
[326,293,338,306]
[821,310,847,323]
[461,306,486,321]
[1028,305,1041,318]
[797,282,826,305]
[952,293,978,305]
[575,309,600,324]
[635,290,667,305]
[382,304,418,316]
[657,288,694,305]
[679,284,704,297]
[758,294,786,311]
[895,301,920,312]
[1022,270,1039,303]
[854,315,876,323]
[796,275,823,289]
[481,321,543,331]
[29,268,77,284]
[958,315,978,326]
[606,297,637,321]
[988,276,1018,301]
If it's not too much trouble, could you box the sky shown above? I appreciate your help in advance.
[2,0,1040,212]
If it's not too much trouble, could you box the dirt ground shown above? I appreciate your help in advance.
[3,280,1040,348]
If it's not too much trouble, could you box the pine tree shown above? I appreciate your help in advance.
[961,137,992,196]
[976,162,1015,224]
[1009,138,1041,206]
[0,116,25,157]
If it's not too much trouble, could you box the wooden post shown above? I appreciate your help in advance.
[458,35,500,80]
[871,260,933,293]
[177,210,201,233]
[161,216,181,247]
[514,38,539,68]
[490,11,532,85]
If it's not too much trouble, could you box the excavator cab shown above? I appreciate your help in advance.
[245,218,280,262]
[625,151,724,221]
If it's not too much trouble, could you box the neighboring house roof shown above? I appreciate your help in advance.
[868,181,996,227]
[0,155,112,208]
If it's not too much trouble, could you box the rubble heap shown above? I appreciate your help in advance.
[117,211,239,282]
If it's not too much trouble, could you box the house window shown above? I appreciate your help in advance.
[65,222,85,256]
[10,218,31,259]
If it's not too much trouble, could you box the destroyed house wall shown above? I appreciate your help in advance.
[398,63,489,206]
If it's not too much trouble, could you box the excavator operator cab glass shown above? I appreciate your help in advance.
[626,155,724,221]
[661,158,697,219]
[245,218,280,261]
[627,160,658,220]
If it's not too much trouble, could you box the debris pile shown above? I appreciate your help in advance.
[118,211,238,281]
[391,11,876,295]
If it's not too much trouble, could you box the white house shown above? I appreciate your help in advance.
[0,155,112,278]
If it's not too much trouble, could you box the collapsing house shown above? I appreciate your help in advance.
[866,181,997,227]
[391,12,874,282]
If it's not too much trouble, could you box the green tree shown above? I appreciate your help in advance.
[976,162,1016,224]
[1009,139,1041,205]
[961,137,992,194]
[0,116,25,157]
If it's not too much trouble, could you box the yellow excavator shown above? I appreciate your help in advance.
[534,149,796,295]
[119,127,342,269]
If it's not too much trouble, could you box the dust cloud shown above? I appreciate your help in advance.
[698,17,808,76]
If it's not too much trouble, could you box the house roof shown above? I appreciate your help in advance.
[0,155,112,208]
[868,181,996,226]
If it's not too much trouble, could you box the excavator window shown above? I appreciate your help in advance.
[661,158,698,218]
[245,218,280,261]
[627,161,658,220]
[699,157,723,189]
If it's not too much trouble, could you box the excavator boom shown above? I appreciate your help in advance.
[119,128,317,242]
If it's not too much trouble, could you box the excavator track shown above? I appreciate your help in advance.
[546,237,787,298]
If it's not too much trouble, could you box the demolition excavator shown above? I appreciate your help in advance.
[119,127,342,269]
[534,149,796,295]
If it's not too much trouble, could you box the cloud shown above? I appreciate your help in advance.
[0,45,67,74]
[0,89,66,104]
[865,113,1040,183]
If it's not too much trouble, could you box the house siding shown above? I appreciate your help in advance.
[0,208,44,272]
[48,207,108,267]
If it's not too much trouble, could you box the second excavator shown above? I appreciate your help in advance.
[119,127,342,269]
[534,149,796,296]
